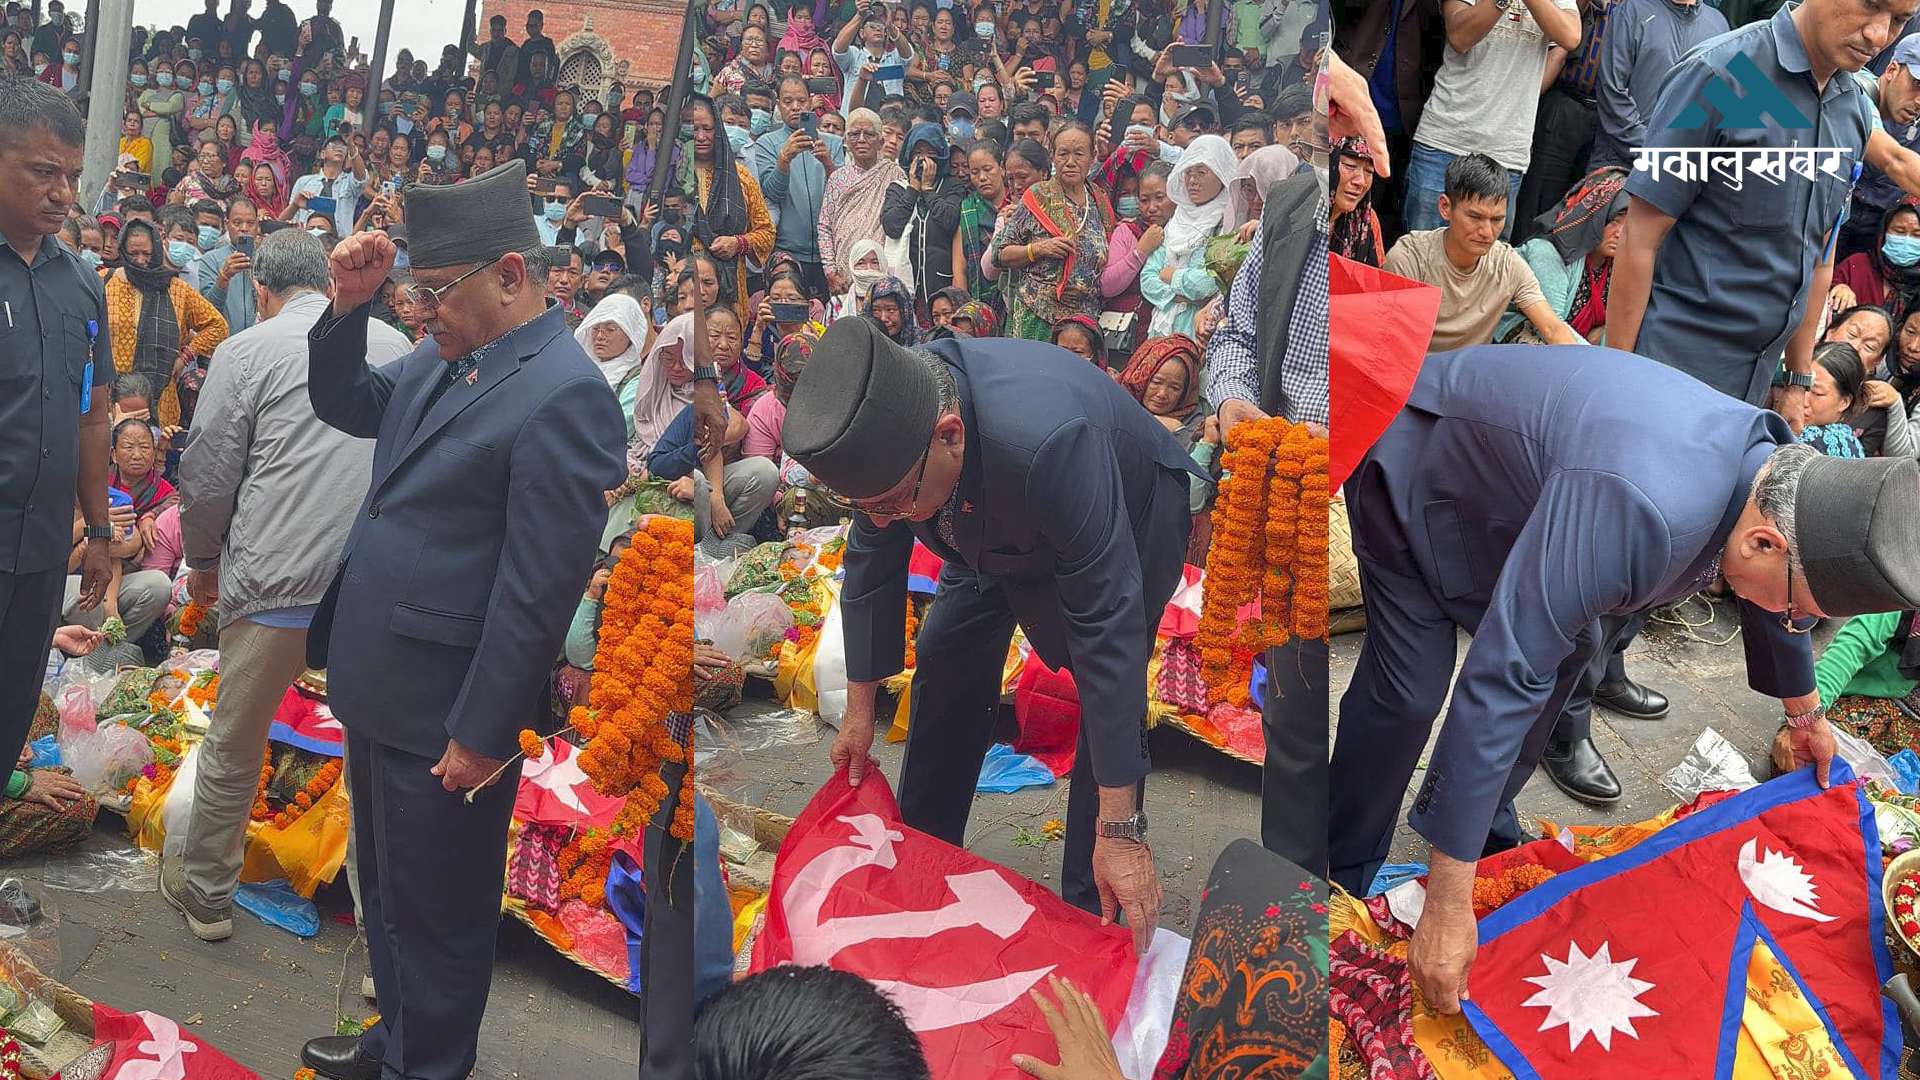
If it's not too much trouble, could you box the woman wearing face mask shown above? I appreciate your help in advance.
[607,310,701,529]
[139,60,186,179]
[1831,199,1920,325]
[883,122,970,323]
[1140,133,1235,337]
[103,220,229,430]
[954,1,1000,83]
[182,61,221,138]
[1100,158,1170,356]
[828,238,888,323]
[626,106,679,195]
[819,108,905,296]
[39,37,80,92]
[580,112,626,193]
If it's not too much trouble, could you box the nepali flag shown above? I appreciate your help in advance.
[749,768,1136,1080]
[909,541,945,594]
[514,737,626,830]
[1464,761,1896,1080]
[268,684,343,757]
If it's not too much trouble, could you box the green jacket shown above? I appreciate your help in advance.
[1815,610,1917,704]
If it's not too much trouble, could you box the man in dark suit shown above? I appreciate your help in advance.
[1331,343,1920,1017]
[783,318,1201,953]
[293,160,626,1080]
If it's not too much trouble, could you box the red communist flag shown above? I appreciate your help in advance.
[513,737,626,830]
[1465,763,1896,1080]
[749,768,1137,1080]
[90,1004,262,1079]
[1329,254,1436,491]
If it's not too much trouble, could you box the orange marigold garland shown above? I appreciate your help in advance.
[904,595,920,670]
[572,516,697,843]
[1198,418,1331,707]
[176,601,209,639]
[518,730,546,761]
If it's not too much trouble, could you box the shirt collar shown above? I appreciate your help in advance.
[3,232,53,267]
[1772,1,1810,77]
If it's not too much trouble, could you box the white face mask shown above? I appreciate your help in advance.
[850,266,884,289]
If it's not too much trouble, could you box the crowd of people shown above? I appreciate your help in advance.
[1329,0,1920,1033]
[0,0,1332,1076]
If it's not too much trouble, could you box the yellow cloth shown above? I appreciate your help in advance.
[691,162,776,328]
[126,758,349,898]
[119,135,153,174]
[104,270,230,427]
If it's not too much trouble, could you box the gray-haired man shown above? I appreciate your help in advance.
[164,228,410,941]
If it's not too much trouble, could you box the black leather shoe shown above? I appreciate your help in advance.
[1594,678,1670,720]
[1542,738,1623,806]
[300,1035,381,1080]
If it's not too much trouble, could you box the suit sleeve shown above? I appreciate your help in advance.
[308,300,404,439]
[1029,419,1152,789]
[1736,594,1816,700]
[444,375,629,760]
[839,512,913,682]
[1412,470,1670,863]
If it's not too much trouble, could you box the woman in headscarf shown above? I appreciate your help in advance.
[819,109,904,295]
[828,237,888,322]
[864,275,919,345]
[602,310,702,540]
[1118,333,1208,448]
[1831,198,1920,326]
[748,267,826,376]
[1050,313,1107,368]
[234,59,279,144]
[991,121,1114,340]
[624,107,679,199]
[676,94,775,327]
[881,121,970,323]
[1225,143,1298,244]
[776,3,827,56]
[1497,166,1628,346]
[238,120,292,191]
[580,112,627,193]
[530,89,589,182]
[1140,133,1235,337]
[248,162,288,218]
[1329,136,1383,267]
[950,297,997,337]
[574,293,653,420]
[103,220,228,430]
[744,328,812,462]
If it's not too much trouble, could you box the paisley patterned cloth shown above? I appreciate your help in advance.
[1154,839,1328,1079]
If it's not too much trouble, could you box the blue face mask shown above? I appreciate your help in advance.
[299,81,317,97]
[544,199,567,221]
[974,20,994,35]
[189,47,202,61]
[197,225,220,250]
[78,248,101,270]
[217,77,233,93]
[393,248,409,269]
[155,72,174,88]
[198,80,212,95]
[166,239,196,267]
[1885,234,1920,268]
[948,117,973,140]
[1116,194,1139,219]
[61,51,78,65]
[726,124,750,154]
[277,68,290,82]
[130,73,147,87]
[425,143,447,162]
[749,107,773,136]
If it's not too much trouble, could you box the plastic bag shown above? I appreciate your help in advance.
[0,880,60,984]
[27,736,58,768]
[53,665,116,736]
[41,845,157,893]
[976,743,1056,794]
[61,721,153,796]
[1890,750,1920,797]
[235,879,319,937]
[812,594,848,727]
[707,592,794,662]
[159,743,201,861]
[1660,727,1760,803]
[1109,928,1191,1079]
[1829,722,1902,791]
[694,555,736,627]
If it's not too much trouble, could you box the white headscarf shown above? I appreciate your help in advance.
[842,237,886,310]
[574,294,650,388]
[631,312,698,461]
[1228,144,1300,231]
[1163,134,1238,268]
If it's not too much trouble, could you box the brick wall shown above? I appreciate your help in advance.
[481,0,687,89]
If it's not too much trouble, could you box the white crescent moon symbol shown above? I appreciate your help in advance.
[1738,838,1837,923]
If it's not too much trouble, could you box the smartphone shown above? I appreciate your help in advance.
[1034,70,1055,89]
[580,194,622,217]
[1168,43,1212,68]
[235,235,254,258]
[805,76,837,95]
[305,195,338,220]
[875,63,905,83]
[121,171,151,189]
[771,301,811,324]
[382,177,399,197]
[531,177,561,195]
[260,219,291,234]
[798,111,818,140]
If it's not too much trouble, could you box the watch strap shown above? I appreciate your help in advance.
[81,526,112,540]
[692,364,720,382]
[1786,706,1824,729]
[1783,370,1815,389]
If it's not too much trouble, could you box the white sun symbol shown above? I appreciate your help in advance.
[1737,839,1836,923]
[1521,941,1658,1052]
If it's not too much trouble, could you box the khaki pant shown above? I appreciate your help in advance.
[178,617,362,919]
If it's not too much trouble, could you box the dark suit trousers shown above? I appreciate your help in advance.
[0,566,64,778]
[1550,612,1651,744]
[1261,637,1328,877]
[348,730,522,1080]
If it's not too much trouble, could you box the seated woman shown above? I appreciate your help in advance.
[750,331,854,532]
[1330,137,1383,267]
[1050,314,1107,369]
[826,240,887,324]
[1823,303,1894,377]
[747,267,824,376]
[647,362,781,558]
[708,304,766,413]
[949,299,997,338]
[1799,341,1869,458]
[1497,167,1627,346]
[1830,198,1920,321]
[1141,134,1236,338]
[3,628,104,859]
[605,309,700,534]
[928,286,969,334]
[865,276,918,345]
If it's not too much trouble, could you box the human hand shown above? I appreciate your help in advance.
[564,194,589,226]
[23,770,87,811]
[1235,219,1258,244]
[186,566,218,606]
[1091,836,1160,954]
[1788,716,1836,787]
[1216,398,1268,444]
[1329,50,1388,177]
[756,299,774,330]
[1770,723,1797,776]
[1866,379,1902,409]
[1040,236,1075,260]
[1408,895,1477,1014]
[1201,414,1220,448]
[1011,977,1124,1080]
[1774,383,1809,435]
[77,539,111,609]
[1828,283,1857,312]
[1136,222,1163,254]
[781,128,811,166]
[586,566,612,601]
[693,381,727,462]
[51,624,104,657]
[693,640,731,678]
[217,251,250,287]
[667,474,696,501]
[431,737,508,793]
[293,188,311,208]
[709,234,741,258]
[709,490,735,538]
[1123,126,1156,156]
[826,269,846,294]
[829,708,880,786]
[328,229,397,311]
[14,746,27,771]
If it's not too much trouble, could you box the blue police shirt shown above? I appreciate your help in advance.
[0,234,110,574]
[1626,3,1870,405]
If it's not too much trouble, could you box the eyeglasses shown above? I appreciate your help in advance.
[1780,556,1812,634]
[409,254,502,312]
[851,445,931,521]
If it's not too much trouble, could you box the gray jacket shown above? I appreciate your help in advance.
[179,289,411,623]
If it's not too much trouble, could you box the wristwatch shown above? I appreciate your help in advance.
[1097,810,1148,842]
[1780,369,1815,389]
[81,525,112,541]
[691,364,720,383]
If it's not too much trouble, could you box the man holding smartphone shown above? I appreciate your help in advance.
[189,196,261,334]
[755,74,844,299]
[287,134,368,229]
[834,0,915,97]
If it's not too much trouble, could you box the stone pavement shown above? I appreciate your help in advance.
[1329,593,1832,871]
[9,681,1262,1078]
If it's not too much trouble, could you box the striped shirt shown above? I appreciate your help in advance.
[1205,213,1330,427]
